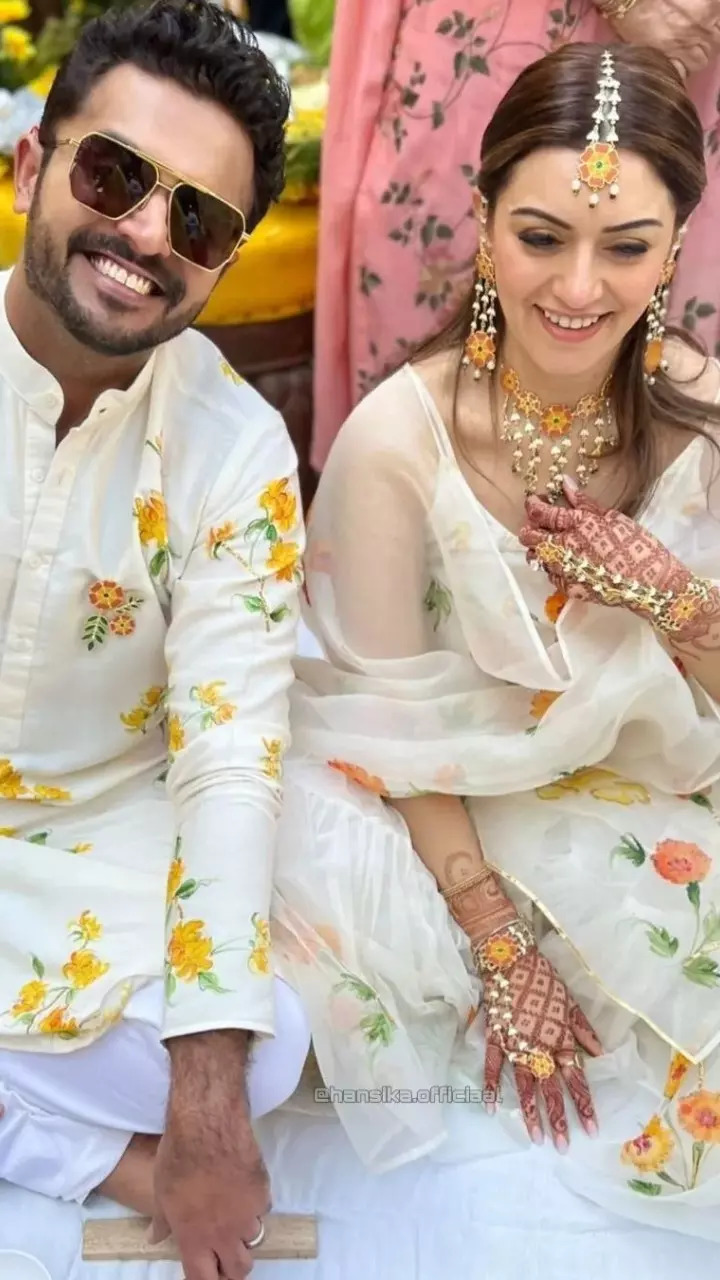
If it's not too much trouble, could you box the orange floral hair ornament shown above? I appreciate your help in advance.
[572,50,621,208]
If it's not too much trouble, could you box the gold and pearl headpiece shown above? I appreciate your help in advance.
[572,49,621,208]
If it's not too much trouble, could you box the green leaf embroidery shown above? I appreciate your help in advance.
[197,970,228,994]
[242,595,265,614]
[436,17,453,34]
[359,1011,395,1047]
[165,969,177,1002]
[682,955,720,987]
[265,524,278,543]
[338,974,378,1003]
[423,578,452,631]
[687,881,701,909]
[469,55,488,74]
[245,518,269,537]
[149,547,169,580]
[611,834,646,867]
[627,1179,663,1197]
[431,101,445,130]
[689,792,713,810]
[19,1013,35,1027]
[269,606,290,624]
[645,925,679,958]
[175,879,199,900]
[83,613,109,651]
[27,832,49,846]
[702,905,720,945]
[31,955,45,980]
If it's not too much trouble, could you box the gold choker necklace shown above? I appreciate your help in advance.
[499,366,618,501]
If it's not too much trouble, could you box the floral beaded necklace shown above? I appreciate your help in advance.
[498,365,618,502]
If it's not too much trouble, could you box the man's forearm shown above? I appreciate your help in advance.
[166,1028,253,1116]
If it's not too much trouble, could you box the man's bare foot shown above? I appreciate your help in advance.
[95,1132,160,1215]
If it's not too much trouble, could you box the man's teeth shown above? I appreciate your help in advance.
[543,310,600,330]
[89,255,154,296]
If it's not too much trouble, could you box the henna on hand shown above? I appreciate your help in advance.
[442,853,518,942]
[519,483,720,650]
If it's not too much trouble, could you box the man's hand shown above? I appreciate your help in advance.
[151,1029,271,1279]
[605,0,720,79]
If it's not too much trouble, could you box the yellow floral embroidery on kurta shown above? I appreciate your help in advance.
[261,738,283,781]
[205,477,301,630]
[219,359,245,385]
[248,913,271,975]
[133,491,171,581]
[120,684,167,733]
[0,760,72,803]
[4,912,111,1038]
[164,838,231,998]
[167,682,237,759]
[168,919,215,981]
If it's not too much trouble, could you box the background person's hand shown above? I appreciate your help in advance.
[605,0,720,79]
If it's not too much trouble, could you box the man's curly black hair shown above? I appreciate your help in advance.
[37,0,291,231]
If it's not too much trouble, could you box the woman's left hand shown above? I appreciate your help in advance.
[519,478,711,639]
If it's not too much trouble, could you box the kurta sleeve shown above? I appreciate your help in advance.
[161,414,304,1040]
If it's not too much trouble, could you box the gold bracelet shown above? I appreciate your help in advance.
[534,538,713,637]
[471,917,536,975]
[441,864,495,903]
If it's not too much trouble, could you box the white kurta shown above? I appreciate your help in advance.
[0,269,305,1052]
[272,359,720,1239]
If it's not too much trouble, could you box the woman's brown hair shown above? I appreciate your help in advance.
[414,42,720,516]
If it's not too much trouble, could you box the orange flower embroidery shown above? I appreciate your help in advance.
[267,540,300,582]
[168,920,214,982]
[109,614,135,636]
[677,1090,720,1144]
[621,1115,675,1173]
[664,1052,691,1101]
[88,580,125,611]
[651,840,712,886]
[259,478,297,534]
[328,760,389,796]
[530,690,561,720]
[544,591,568,624]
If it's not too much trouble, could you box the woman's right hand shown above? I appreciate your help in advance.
[478,924,603,1150]
[604,0,720,79]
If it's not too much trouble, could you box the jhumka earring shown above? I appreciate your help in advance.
[644,228,685,384]
[572,49,621,208]
[462,197,497,378]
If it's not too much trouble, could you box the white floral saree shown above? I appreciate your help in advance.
[272,359,720,1239]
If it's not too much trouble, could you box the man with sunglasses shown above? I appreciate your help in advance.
[0,1,312,1277]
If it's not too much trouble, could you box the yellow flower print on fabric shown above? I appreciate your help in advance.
[219,359,245,385]
[133,491,172,581]
[3,913,111,1039]
[82,579,145,651]
[248,914,271,975]
[0,760,71,803]
[621,1115,675,1175]
[205,477,302,630]
[261,738,284,781]
[621,1049,720,1197]
[164,837,234,999]
[166,682,236,759]
[536,767,651,806]
[120,685,167,734]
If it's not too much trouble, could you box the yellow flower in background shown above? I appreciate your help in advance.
[168,919,214,982]
[267,539,299,582]
[167,853,186,903]
[133,492,168,546]
[39,1008,79,1037]
[72,910,102,943]
[0,759,28,799]
[664,1052,692,1101]
[260,478,297,533]
[248,913,271,975]
[206,520,237,558]
[168,713,185,754]
[194,681,226,707]
[12,979,47,1017]
[261,738,283,781]
[0,1,30,20]
[32,785,71,802]
[1,24,34,63]
[62,949,109,989]
[621,1115,675,1173]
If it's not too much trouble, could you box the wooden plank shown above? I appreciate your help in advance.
[83,1214,318,1262]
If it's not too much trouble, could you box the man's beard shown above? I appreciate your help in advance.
[23,202,206,358]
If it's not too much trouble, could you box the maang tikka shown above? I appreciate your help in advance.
[462,194,497,378]
[573,49,621,208]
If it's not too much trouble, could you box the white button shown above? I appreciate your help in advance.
[29,468,46,484]
[27,552,43,571]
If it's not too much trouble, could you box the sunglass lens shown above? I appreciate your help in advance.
[70,134,156,219]
[170,184,244,270]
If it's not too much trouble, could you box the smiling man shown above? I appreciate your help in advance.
[0,3,311,1278]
